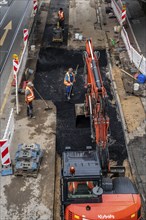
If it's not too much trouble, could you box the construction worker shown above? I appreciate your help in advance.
[68,181,94,194]
[58,8,65,30]
[25,81,35,118]
[64,68,76,101]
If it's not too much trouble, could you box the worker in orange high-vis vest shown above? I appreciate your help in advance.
[25,81,35,118]
[58,8,65,30]
[64,68,76,101]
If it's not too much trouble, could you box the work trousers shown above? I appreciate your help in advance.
[59,19,64,29]
[66,85,73,98]
[27,101,33,117]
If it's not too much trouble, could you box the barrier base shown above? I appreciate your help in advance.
[1,164,13,176]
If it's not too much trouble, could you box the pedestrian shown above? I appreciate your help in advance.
[58,8,65,30]
[64,68,76,101]
[25,81,35,118]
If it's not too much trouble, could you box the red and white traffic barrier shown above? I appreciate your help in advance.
[111,0,126,25]
[0,140,11,165]
[111,0,121,24]
[0,108,14,175]
[33,0,38,15]
[121,4,126,25]
[12,58,19,87]
[12,55,20,114]
[23,29,29,46]
[0,139,13,175]
[13,59,19,73]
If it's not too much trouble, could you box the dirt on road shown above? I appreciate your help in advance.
[112,66,145,133]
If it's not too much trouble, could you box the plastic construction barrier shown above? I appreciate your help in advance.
[131,47,146,76]
[0,139,13,176]
[111,0,122,25]
[121,27,132,61]
[112,0,146,76]
[23,29,29,47]
[0,108,14,176]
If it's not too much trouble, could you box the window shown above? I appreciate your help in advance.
[67,180,99,199]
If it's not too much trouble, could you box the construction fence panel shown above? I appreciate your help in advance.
[131,46,146,76]
[3,108,14,148]
[142,57,146,76]
[112,0,146,75]
[111,0,122,25]
[121,27,132,62]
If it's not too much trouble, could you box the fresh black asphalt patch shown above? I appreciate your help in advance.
[34,47,127,165]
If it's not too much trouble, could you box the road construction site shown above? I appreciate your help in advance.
[0,0,146,219]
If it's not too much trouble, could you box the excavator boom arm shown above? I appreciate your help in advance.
[84,39,109,147]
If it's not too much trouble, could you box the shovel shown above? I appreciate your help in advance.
[33,87,52,110]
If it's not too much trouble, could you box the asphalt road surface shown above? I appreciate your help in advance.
[0,0,33,107]
[34,47,127,165]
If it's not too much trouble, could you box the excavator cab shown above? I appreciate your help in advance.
[61,149,142,220]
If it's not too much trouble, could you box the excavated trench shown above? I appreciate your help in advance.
[34,47,127,165]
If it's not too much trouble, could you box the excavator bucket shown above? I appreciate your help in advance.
[75,103,90,128]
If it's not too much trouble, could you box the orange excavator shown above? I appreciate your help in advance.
[60,39,142,220]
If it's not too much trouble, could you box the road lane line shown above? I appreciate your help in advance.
[0,8,9,27]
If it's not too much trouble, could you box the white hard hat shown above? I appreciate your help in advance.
[68,68,73,72]
[27,81,34,87]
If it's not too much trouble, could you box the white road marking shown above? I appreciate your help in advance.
[0,0,8,4]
